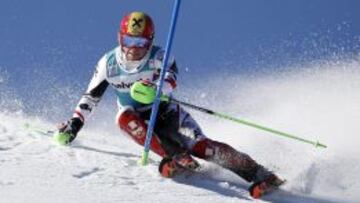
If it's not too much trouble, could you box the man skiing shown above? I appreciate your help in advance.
[56,11,284,198]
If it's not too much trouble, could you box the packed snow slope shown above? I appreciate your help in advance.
[1,57,360,203]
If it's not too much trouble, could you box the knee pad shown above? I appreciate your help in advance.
[191,138,217,159]
[191,138,236,160]
[117,110,147,141]
[117,109,166,157]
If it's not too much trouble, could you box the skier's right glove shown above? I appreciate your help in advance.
[130,81,157,104]
[54,117,83,145]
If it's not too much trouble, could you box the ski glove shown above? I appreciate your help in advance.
[130,81,158,104]
[54,117,83,145]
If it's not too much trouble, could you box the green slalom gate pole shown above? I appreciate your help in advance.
[130,82,327,149]
[140,0,182,165]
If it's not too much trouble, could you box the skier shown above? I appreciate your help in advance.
[56,11,284,198]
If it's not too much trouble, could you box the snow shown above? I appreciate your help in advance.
[1,58,360,202]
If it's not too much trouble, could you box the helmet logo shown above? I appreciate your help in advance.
[132,18,144,29]
[128,13,146,35]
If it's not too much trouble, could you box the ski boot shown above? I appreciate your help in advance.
[158,153,200,178]
[248,174,285,198]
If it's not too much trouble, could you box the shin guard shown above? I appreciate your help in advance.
[191,138,271,182]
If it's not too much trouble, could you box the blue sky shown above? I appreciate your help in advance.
[1,1,360,74]
[1,0,360,115]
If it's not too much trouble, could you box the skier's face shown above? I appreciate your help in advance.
[120,34,151,61]
[122,46,148,61]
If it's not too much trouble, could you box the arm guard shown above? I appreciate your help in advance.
[73,56,109,123]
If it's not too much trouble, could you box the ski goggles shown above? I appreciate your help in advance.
[121,35,151,48]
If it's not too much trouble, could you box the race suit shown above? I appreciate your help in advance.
[71,45,273,183]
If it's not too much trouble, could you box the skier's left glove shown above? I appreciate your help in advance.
[54,117,83,145]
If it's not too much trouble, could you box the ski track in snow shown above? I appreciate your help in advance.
[0,114,347,203]
[1,58,360,202]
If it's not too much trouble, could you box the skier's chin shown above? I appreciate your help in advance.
[126,53,144,61]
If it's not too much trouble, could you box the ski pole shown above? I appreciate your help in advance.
[169,97,327,148]
[23,122,55,135]
[131,83,327,149]
[141,0,182,165]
